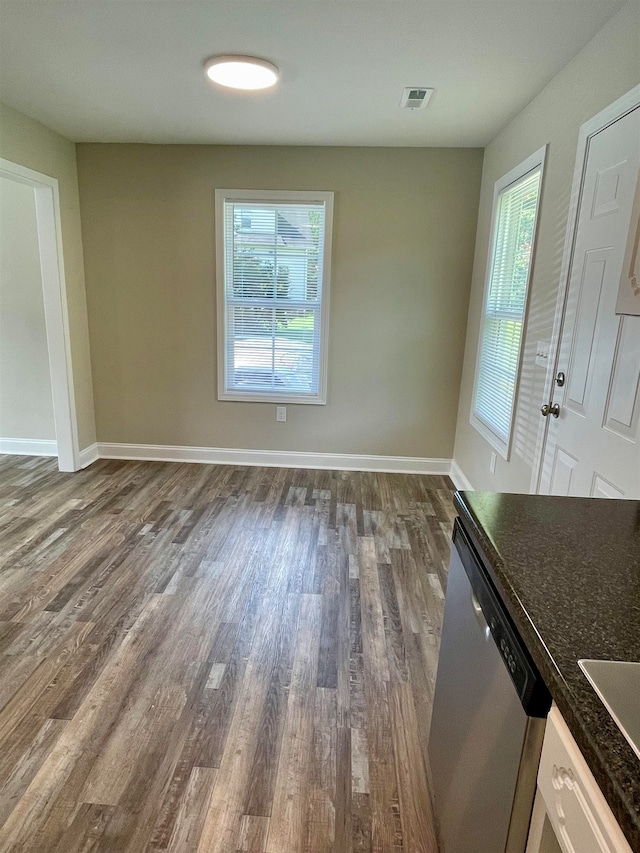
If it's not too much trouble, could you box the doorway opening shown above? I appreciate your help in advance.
[0,158,80,472]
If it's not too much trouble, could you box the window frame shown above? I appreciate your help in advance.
[215,188,333,405]
[470,145,547,459]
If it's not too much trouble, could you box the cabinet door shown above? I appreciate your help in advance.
[526,790,563,853]
[536,707,632,853]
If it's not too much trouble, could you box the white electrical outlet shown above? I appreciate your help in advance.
[276,406,287,422]
[490,452,497,474]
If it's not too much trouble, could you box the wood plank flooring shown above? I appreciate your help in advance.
[0,456,455,853]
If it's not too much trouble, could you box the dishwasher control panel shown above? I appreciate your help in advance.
[491,616,526,693]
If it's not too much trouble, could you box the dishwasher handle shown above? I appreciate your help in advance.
[470,589,491,639]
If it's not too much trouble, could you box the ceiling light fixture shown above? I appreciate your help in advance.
[204,55,279,91]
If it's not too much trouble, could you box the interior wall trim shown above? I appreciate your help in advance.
[78,443,99,469]
[96,442,453,475]
[0,437,58,457]
[450,460,474,490]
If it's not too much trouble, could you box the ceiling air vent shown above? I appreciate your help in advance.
[400,87,434,110]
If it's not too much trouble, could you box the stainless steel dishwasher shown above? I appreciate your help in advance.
[428,519,551,853]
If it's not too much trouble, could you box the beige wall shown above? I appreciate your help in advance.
[0,176,55,440]
[77,145,483,458]
[453,1,640,491]
[0,102,96,450]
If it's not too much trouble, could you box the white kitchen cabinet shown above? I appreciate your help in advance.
[526,706,632,853]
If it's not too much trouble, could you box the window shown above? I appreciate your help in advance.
[215,189,333,404]
[471,146,546,458]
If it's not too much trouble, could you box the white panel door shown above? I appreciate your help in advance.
[540,105,640,498]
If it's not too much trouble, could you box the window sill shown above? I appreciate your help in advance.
[218,391,326,405]
[469,412,511,461]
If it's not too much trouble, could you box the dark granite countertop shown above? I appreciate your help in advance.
[453,491,640,852]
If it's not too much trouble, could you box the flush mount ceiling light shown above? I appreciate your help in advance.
[204,55,279,91]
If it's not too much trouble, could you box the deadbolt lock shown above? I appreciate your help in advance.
[555,371,566,387]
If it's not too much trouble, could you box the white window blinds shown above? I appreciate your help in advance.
[472,155,544,456]
[216,191,333,404]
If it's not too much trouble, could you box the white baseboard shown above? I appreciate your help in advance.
[97,442,453,475]
[450,460,474,490]
[0,437,57,457]
[78,443,99,469]
[0,437,465,480]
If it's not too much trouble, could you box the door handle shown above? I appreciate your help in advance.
[540,402,560,418]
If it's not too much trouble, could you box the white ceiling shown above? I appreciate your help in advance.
[0,1,626,147]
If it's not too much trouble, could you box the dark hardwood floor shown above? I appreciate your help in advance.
[0,455,455,853]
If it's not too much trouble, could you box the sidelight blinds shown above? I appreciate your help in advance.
[472,153,544,457]
[216,190,333,404]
